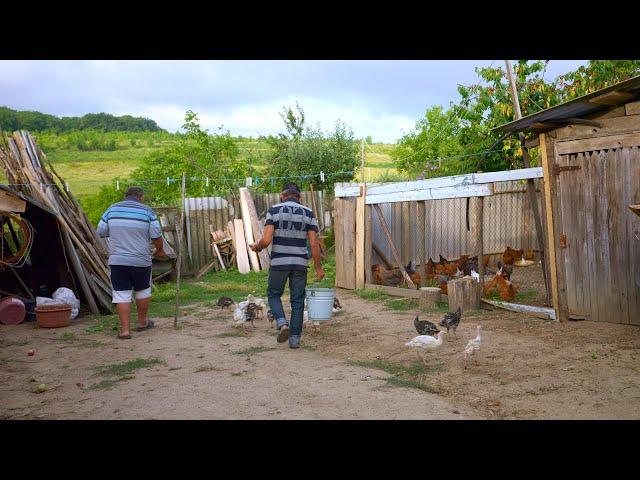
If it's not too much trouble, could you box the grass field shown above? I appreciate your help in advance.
[1,132,402,204]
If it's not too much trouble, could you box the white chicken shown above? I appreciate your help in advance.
[405,331,446,365]
[470,270,480,282]
[463,325,482,369]
[232,305,248,332]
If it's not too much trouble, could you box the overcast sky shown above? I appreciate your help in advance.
[0,60,586,143]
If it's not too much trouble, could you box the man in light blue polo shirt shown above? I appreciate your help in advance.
[97,186,165,339]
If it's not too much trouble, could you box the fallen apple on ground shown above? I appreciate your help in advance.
[27,349,35,356]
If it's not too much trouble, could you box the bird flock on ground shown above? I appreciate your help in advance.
[217,294,343,334]
[407,306,482,369]
[217,291,480,369]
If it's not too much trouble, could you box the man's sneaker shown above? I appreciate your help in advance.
[289,335,301,349]
[277,325,290,343]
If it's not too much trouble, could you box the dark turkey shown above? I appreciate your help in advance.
[216,296,234,309]
[333,297,342,310]
[414,316,440,336]
[496,261,513,281]
[439,306,462,337]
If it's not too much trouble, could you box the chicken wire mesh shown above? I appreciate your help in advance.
[368,178,549,307]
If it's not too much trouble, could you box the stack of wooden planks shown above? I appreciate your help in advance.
[235,187,271,274]
[0,130,112,314]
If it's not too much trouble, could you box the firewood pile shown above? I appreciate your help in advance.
[0,130,112,314]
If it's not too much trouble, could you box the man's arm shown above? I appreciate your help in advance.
[307,230,325,281]
[96,209,110,238]
[249,225,274,252]
[149,211,166,258]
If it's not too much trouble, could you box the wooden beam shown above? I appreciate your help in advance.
[625,101,640,116]
[416,201,426,287]
[372,204,416,289]
[372,242,392,269]
[239,188,269,269]
[481,298,556,320]
[365,283,422,299]
[238,188,260,272]
[539,133,561,321]
[355,185,366,289]
[366,183,493,205]
[555,132,640,155]
[233,219,251,274]
[588,90,635,106]
[0,190,26,212]
[334,167,543,198]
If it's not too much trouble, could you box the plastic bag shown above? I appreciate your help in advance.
[47,287,80,319]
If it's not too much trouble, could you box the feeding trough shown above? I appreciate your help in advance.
[305,287,335,322]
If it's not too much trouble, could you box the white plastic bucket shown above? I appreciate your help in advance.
[305,287,335,321]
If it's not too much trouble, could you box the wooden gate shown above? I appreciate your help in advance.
[555,143,640,324]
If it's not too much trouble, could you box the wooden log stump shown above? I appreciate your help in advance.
[419,287,441,309]
[447,277,479,313]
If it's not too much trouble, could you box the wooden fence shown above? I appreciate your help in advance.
[157,189,333,273]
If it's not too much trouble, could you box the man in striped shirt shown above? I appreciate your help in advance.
[97,186,165,339]
[250,183,325,348]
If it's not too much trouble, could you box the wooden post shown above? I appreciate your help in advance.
[174,173,186,329]
[373,204,416,289]
[355,185,366,289]
[364,203,373,286]
[447,276,480,312]
[477,196,485,302]
[540,133,562,321]
[419,287,441,309]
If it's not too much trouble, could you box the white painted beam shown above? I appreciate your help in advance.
[365,183,493,204]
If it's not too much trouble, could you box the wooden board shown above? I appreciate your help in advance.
[333,197,356,289]
[626,101,640,116]
[364,204,373,285]
[365,183,493,205]
[334,167,543,198]
[0,190,26,213]
[239,187,270,269]
[481,298,556,320]
[238,188,260,272]
[365,283,422,299]
[555,132,640,155]
[233,219,251,274]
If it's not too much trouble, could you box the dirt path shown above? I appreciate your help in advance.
[2,289,639,420]
[0,303,474,420]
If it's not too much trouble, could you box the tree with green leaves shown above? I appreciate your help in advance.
[397,60,640,175]
[264,104,359,191]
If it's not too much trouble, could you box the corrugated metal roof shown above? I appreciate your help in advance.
[494,75,640,134]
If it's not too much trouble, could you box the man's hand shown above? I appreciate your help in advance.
[249,242,260,253]
[315,266,326,282]
[153,248,167,259]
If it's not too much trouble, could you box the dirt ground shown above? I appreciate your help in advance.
[1,289,639,420]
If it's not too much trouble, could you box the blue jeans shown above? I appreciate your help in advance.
[267,269,307,337]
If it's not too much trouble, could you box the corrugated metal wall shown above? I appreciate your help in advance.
[371,179,543,266]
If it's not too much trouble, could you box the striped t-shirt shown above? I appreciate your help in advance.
[265,199,318,271]
[96,197,162,267]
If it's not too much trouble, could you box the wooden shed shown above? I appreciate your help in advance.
[496,75,640,325]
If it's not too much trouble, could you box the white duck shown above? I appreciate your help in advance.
[405,331,446,365]
[463,325,482,369]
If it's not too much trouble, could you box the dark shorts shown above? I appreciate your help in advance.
[109,265,152,291]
